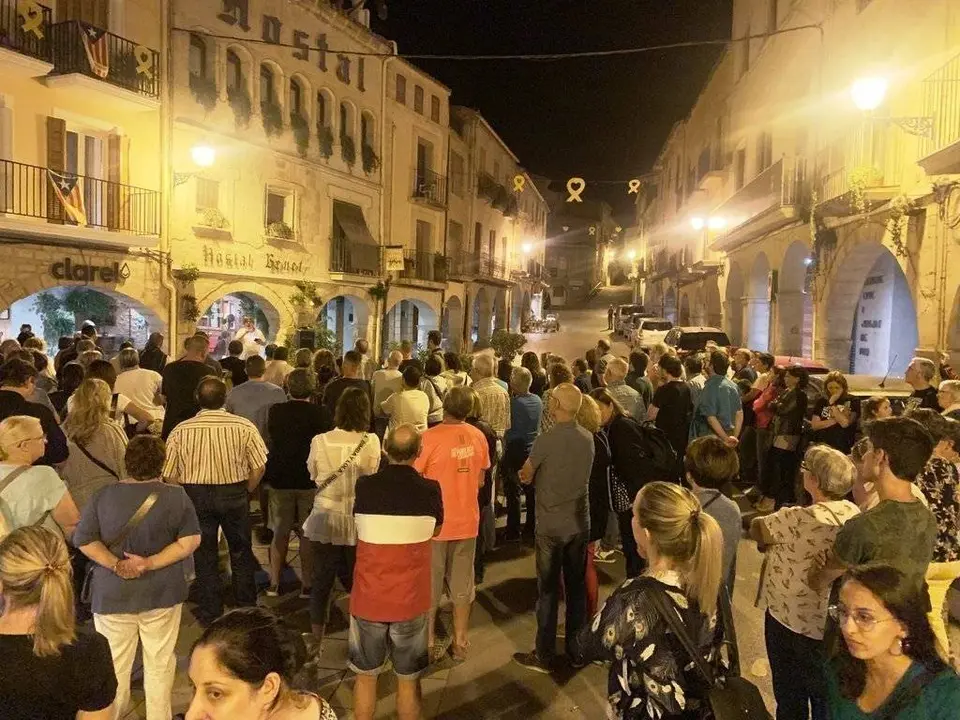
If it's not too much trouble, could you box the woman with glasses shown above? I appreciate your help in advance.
[750,444,860,720]
[0,416,79,539]
[826,564,960,719]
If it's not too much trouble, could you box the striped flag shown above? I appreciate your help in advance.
[47,169,88,226]
[79,22,110,78]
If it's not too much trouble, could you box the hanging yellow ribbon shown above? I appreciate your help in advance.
[134,45,154,78]
[18,0,44,39]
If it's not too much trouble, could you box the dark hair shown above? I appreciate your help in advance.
[193,608,306,711]
[197,377,227,410]
[684,436,739,489]
[903,407,946,439]
[402,364,422,388]
[335,387,371,432]
[340,350,359,368]
[865,416,934,481]
[273,346,288,362]
[822,371,849,395]
[245,355,266,378]
[265,344,277,360]
[443,386,473,421]
[659,354,683,379]
[860,396,888,423]
[521,352,542,374]
[125,435,167,481]
[424,356,443,377]
[355,338,369,354]
[444,352,462,373]
[31,351,48,374]
[832,565,946,701]
[755,352,775,371]
[86,359,117,389]
[548,362,573,388]
[497,358,513,384]
[707,350,729,376]
[79,325,96,339]
[629,350,649,376]
[57,336,74,351]
[735,378,753,395]
[585,348,597,367]
[590,387,629,419]
[118,341,134,351]
[597,339,611,353]
[285,369,315,400]
[785,365,810,389]
[683,353,704,377]
[228,340,243,356]
[59,362,85,396]
[572,358,588,374]
[427,330,442,347]
[0,358,38,387]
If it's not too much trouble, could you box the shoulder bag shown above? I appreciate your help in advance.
[650,586,771,720]
[0,466,33,539]
[80,491,159,606]
[75,441,121,480]
[317,433,370,495]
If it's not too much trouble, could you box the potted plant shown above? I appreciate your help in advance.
[340,133,356,166]
[291,113,310,158]
[361,143,380,174]
[195,208,229,230]
[172,264,201,286]
[367,280,389,301]
[317,124,334,159]
[489,329,527,361]
[261,97,284,137]
[180,294,201,323]
[266,221,295,240]
[189,72,218,112]
[227,84,252,128]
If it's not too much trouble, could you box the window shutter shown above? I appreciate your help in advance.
[59,0,109,27]
[46,116,66,224]
[106,132,122,230]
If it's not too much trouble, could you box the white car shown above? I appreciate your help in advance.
[614,304,645,337]
[631,318,673,350]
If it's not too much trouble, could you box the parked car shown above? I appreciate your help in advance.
[631,318,673,350]
[614,303,645,337]
[663,327,731,358]
[543,313,560,332]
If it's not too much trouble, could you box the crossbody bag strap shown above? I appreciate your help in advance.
[316,433,369,495]
[76,442,121,480]
[103,491,159,553]
[649,584,717,687]
[0,466,30,496]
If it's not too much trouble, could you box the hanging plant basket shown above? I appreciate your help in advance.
[291,113,310,158]
[289,280,324,309]
[189,73,218,113]
[340,134,356,166]
[361,143,380,174]
[180,294,201,323]
[368,280,389,301]
[261,99,284,137]
[227,85,252,128]
[172,265,201,286]
[317,124,334,159]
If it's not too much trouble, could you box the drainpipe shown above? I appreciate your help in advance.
[159,0,178,352]
[376,42,398,358]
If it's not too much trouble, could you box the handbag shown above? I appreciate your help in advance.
[75,441,121,480]
[650,586,772,720]
[79,491,159,606]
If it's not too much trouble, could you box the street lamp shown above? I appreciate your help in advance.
[850,76,888,112]
[690,217,706,231]
[627,249,636,260]
[175,143,217,186]
[521,242,533,254]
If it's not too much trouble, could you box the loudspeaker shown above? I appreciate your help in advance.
[295,328,316,350]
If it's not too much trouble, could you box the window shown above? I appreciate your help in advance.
[767,0,778,31]
[289,79,303,117]
[448,220,463,254]
[734,148,746,190]
[474,222,482,253]
[196,178,219,210]
[316,91,328,127]
[259,64,275,104]
[430,95,440,123]
[361,113,373,147]
[264,187,295,231]
[226,50,243,92]
[414,85,424,114]
[757,132,773,172]
[488,229,495,256]
[395,73,406,104]
[415,219,431,253]
[189,35,207,78]
[449,152,464,196]
[416,138,432,175]
[340,102,352,139]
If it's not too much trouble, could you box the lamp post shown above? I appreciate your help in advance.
[849,76,934,138]
[174,142,217,186]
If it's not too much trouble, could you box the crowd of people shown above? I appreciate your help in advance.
[1,317,960,720]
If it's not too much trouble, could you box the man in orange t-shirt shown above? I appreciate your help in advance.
[414,386,490,662]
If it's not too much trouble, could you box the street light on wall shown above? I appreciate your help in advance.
[849,76,934,138]
[174,143,218,186]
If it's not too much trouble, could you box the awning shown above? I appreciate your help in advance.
[333,202,379,274]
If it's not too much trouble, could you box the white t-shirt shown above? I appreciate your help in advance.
[381,389,430,431]
[114,367,164,420]
[233,326,265,359]
[372,368,402,416]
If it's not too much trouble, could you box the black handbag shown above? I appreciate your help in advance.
[650,587,772,720]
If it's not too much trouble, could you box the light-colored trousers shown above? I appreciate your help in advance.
[926,561,960,661]
[94,603,183,720]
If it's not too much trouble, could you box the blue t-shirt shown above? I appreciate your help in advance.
[690,375,742,440]
[224,380,288,439]
[505,393,543,453]
[73,481,200,615]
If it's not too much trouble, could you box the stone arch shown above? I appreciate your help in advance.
[317,87,336,130]
[819,240,918,375]
[195,281,292,349]
[318,292,371,356]
[288,72,312,124]
[679,292,691,326]
[384,297,438,349]
[777,240,814,358]
[471,286,492,345]
[724,262,745,346]
[703,275,723,329]
[442,295,464,352]
[492,288,508,332]
[663,286,677,325]
[257,59,285,110]
[747,252,771,351]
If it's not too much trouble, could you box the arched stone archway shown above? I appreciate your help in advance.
[493,288,508,333]
[318,293,370,355]
[195,280,293,350]
[384,297,438,349]
[471,287,492,345]
[679,293,691,326]
[442,295,464,352]
[198,291,283,357]
[724,263,745,346]
[776,241,814,358]
[703,275,722,329]
[691,288,705,327]
[746,253,771,351]
[663,287,677,325]
[820,242,918,375]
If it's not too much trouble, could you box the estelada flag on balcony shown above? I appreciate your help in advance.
[79,23,110,79]
[47,170,88,227]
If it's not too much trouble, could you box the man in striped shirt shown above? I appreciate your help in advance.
[162,376,268,626]
[470,353,511,438]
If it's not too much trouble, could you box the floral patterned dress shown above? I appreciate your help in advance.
[578,573,723,720]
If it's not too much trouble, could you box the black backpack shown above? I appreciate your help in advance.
[615,416,678,489]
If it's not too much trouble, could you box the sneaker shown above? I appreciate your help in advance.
[264,585,280,598]
[513,651,552,674]
[593,549,617,564]
[299,587,312,600]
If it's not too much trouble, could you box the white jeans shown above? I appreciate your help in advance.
[94,604,183,720]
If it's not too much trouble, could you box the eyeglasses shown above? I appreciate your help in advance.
[827,604,897,632]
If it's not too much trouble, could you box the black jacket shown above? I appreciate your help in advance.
[139,344,167,374]
[0,389,69,465]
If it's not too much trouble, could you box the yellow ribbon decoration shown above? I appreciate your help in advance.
[134,45,154,78]
[566,177,586,203]
[627,179,642,194]
[18,0,44,39]
[513,175,526,193]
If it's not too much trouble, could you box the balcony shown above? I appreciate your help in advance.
[0,159,159,242]
[919,52,960,175]
[696,147,726,192]
[396,250,448,284]
[329,233,380,276]
[47,21,160,110]
[0,0,52,74]
[711,156,808,252]
[411,168,447,209]
[816,122,902,217]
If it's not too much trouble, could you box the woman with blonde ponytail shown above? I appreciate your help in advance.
[578,481,726,720]
[0,526,117,719]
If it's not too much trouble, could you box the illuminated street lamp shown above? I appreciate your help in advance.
[191,143,217,168]
[690,217,706,231]
[850,76,888,112]
[521,242,533,254]
[627,249,636,261]
[707,216,727,231]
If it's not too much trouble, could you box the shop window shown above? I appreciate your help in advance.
[395,73,406,104]
[414,85,424,114]
[196,178,219,210]
[430,95,440,123]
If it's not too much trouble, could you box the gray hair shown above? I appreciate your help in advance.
[443,386,474,421]
[472,353,495,379]
[804,444,857,499]
[605,357,629,381]
[118,348,140,370]
[286,368,315,399]
[939,380,960,401]
[911,357,936,382]
[77,350,103,370]
[510,366,532,394]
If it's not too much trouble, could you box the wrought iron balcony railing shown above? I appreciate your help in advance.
[396,250,448,283]
[0,159,159,235]
[411,168,447,207]
[921,52,960,159]
[0,0,51,62]
[329,233,380,276]
[50,21,160,99]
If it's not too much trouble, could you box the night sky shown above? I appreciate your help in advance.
[373,0,733,214]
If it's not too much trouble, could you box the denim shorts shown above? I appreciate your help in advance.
[348,613,429,679]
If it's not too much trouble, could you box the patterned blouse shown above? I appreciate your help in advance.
[915,456,960,562]
[578,573,722,719]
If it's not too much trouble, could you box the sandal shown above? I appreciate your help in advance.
[450,642,469,663]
